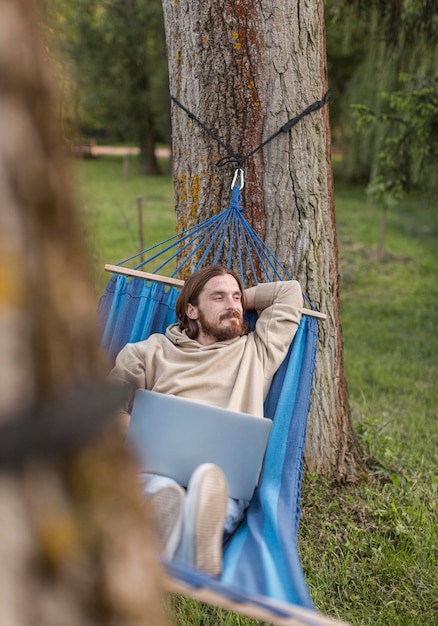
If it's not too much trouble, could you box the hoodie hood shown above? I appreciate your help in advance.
[165,323,242,351]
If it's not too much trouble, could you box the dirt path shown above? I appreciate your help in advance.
[72,144,171,158]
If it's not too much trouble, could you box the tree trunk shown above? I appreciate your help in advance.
[162,0,363,481]
[138,126,162,176]
[0,1,168,623]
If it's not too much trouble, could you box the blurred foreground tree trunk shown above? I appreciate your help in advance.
[162,0,363,481]
[0,1,167,623]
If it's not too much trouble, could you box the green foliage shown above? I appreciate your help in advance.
[330,0,438,45]
[353,74,438,201]
[350,74,438,255]
[325,0,438,186]
[78,156,438,626]
[47,0,169,168]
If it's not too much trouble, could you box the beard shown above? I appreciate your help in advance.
[198,309,244,341]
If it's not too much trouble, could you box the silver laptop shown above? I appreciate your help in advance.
[127,389,272,501]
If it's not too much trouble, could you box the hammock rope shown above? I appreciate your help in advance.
[110,183,324,317]
[171,89,332,168]
[112,91,331,314]
[116,186,293,282]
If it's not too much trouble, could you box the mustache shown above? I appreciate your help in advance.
[220,310,242,321]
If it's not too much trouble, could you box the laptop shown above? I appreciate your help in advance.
[126,389,272,501]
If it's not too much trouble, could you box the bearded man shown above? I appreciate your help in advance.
[110,265,303,576]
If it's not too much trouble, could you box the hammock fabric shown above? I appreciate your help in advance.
[98,185,343,625]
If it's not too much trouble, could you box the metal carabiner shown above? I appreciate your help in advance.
[231,168,244,190]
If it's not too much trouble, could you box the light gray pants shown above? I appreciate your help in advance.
[139,472,248,542]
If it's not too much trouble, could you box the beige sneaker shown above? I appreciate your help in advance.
[148,484,185,560]
[178,464,228,577]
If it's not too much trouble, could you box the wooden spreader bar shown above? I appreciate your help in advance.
[104,264,327,320]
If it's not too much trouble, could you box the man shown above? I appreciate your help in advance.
[110,265,303,576]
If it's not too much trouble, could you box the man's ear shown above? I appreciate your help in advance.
[186,303,198,320]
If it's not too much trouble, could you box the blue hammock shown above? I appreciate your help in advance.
[98,184,334,624]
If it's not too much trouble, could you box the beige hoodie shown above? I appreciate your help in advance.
[110,280,303,417]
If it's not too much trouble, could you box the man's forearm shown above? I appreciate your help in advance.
[245,281,303,315]
[244,286,257,310]
[244,282,284,311]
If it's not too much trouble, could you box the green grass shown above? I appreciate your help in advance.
[299,179,438,625]
[75,155,176,296]
[76,155,438,626]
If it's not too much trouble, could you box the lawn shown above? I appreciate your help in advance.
[299,177,437,625]
[76,154,437,626]
[74,155,176,296]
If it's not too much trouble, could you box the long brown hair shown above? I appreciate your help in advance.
[175,265,246,339]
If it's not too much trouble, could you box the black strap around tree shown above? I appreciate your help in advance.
[170,88,332,168]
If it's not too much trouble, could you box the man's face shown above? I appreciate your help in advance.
[186,274,244,345]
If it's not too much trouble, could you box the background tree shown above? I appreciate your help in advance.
[353,75,438,257]
[162,0,362,481]
[324,0,438,256]
[47,0,170,174]
[324,0,438,187]
[0,1,167,622]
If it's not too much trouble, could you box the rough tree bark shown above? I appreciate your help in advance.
[0,1,167,623]
[162,0,363,481]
